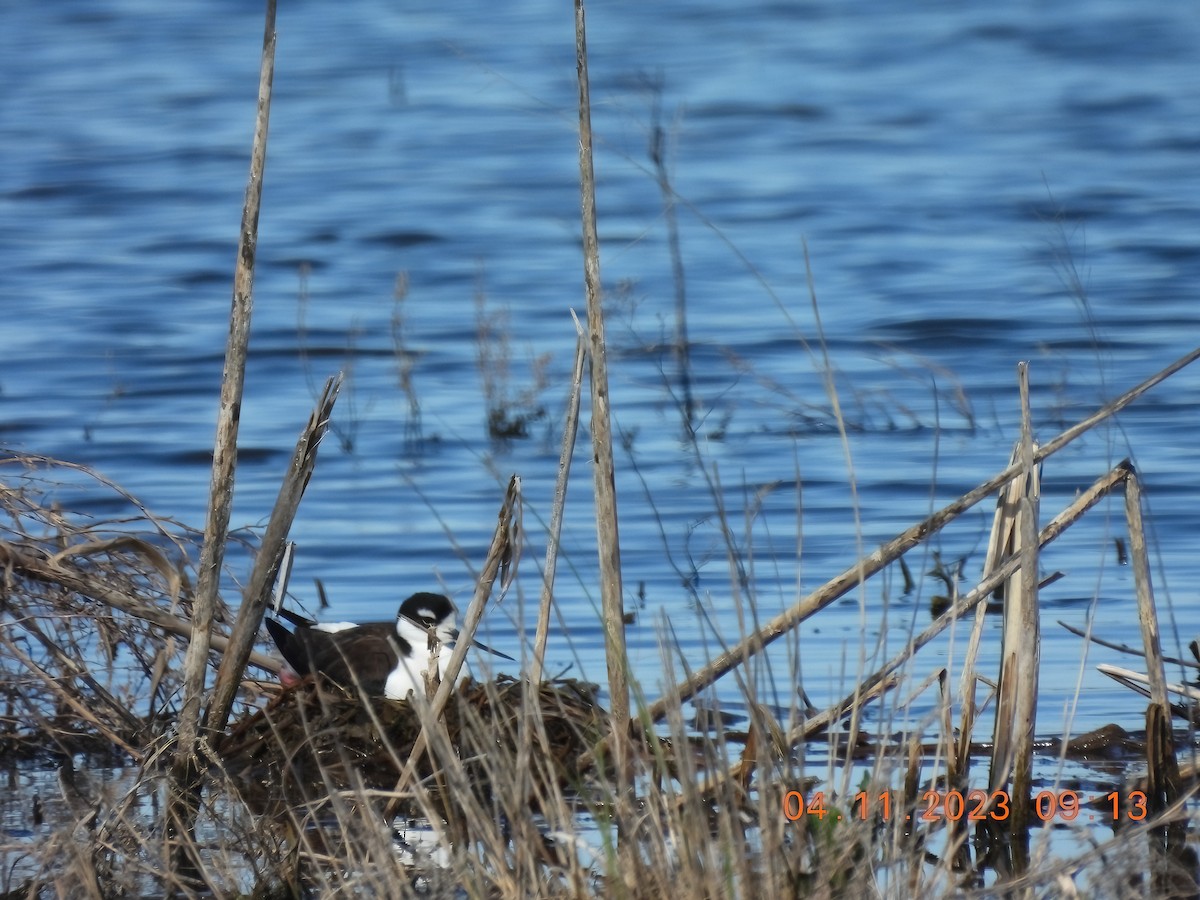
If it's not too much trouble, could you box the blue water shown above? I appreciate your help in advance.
[3,0,1200,778]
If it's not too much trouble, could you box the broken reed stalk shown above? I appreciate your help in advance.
[579,350,1200,769]
[1125,468,1168,712]
[1125,466,1181,818]
[959,437,1027,788]
[1001,361,1041,834]
[573,0,631,784]
[168,0,276,879]
[203,373,342,735]
[531,328,586,685]
[436,474,520,701]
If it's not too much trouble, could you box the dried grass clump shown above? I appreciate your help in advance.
[0,457,203,764]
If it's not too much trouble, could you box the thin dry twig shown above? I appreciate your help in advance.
[531,325,586,686]
[1056,620,1200,670]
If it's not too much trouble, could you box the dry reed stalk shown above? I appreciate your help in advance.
[204,373,341,735]
[532,325,586,685]
[518,327,587,873]
[1125,467,1182,822]
[936,667,955,786]
[1124,468,1169,713]
[574,0,632,792]
[1096,663,1200,706]
[168,0,277,882]
[175,0,277,758]
[953,595,987,788]
[988,363,1042,836]
[982,451,1024,602]
[955,438,1027,789]
[1013,362,1041,833]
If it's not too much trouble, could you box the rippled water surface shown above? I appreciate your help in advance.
[3,0,1200,789]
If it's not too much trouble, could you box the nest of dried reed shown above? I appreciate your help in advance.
[217,675,607,818]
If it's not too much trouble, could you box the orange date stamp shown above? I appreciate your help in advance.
[782,789,1150,823]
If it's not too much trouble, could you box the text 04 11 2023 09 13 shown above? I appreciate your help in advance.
[781,789,1150,823]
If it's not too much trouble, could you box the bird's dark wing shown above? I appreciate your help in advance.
[293,623,402,697]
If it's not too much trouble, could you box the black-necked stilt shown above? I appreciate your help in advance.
[265,592,512,700]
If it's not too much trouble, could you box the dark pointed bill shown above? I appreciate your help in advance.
[449,628,515,661]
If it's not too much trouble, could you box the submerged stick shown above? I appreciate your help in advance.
[648,92,693,430]
[203,374,341,735]
[1058,620,1200,671]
